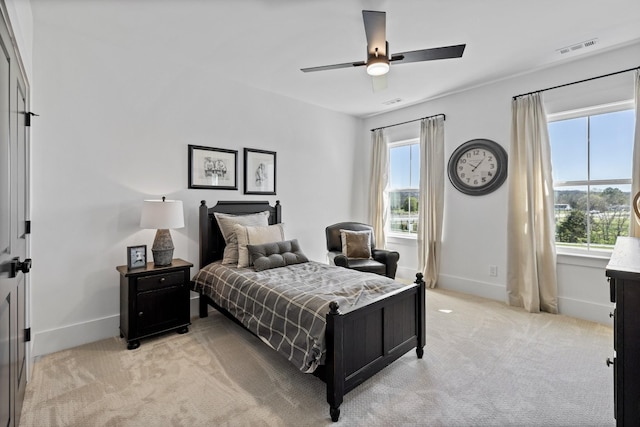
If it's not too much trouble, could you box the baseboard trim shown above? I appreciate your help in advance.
[557,296,614,325]
[30,287,612,357]
[437,273,613,325]
[437,273,507,302]
[32,314,120,357]
[33,295,203,357]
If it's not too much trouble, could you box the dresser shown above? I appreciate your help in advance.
[116,258,193,349]
[605,237,640,425]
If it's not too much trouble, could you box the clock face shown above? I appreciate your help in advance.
[455,147,498,187]
[448,139,508,196]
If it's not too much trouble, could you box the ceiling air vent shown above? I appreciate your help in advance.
[382,98,402,105]
[557,38,598,55]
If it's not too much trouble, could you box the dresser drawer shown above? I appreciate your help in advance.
[137,271,183,292]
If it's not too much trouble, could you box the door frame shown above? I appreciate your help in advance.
[0,0,32,387]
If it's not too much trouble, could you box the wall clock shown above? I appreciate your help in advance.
[447,138,508,196]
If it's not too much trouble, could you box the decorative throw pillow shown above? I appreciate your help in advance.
[213,211,270,265]
[234,223,286,268]
[340,229,372,259]
[247,239,309,272]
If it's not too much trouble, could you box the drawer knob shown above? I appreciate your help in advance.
[159,277,166,283]
[138,311,144,317]
[606,358,614,367]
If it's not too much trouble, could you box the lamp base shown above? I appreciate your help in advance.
[151,229,174,266]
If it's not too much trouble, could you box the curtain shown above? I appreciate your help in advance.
[417,116,445,288]
[369,128,388,248]
[630,70,640,237]
[507,93,559,314]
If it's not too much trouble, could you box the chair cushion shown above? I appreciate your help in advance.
[346,258,386,275]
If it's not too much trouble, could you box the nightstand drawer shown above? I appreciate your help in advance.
[137,271,183,292]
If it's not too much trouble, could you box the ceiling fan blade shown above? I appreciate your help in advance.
[301,61,366,73]
[371,74,387,92]
[391,44,466,64]
[362,10,386,56]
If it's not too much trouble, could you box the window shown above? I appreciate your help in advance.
[548,102,635,252]
[388,139,419,235]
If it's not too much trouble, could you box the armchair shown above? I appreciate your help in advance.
[325,222,399,279]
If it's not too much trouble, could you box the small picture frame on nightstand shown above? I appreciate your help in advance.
[127,245,147,270]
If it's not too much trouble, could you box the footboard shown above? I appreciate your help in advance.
[325,273,426,421]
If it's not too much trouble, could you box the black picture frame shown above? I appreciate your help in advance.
[244,148,276,195]
[127,245,147,270]
[188,144,238,190]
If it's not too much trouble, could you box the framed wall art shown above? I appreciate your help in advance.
[244,148,276,195]
[127,245,147,270]
[188,144,238,190]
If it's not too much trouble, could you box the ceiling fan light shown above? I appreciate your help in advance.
[366,56,390,76]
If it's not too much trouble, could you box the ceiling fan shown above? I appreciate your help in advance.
[301,10,466,90]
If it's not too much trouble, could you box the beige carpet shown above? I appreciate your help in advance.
[20,289,615,426]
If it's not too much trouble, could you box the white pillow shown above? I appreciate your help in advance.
[234,223,286,268]
[213,211,270,265]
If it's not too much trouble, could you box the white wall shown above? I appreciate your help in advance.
[20,1,638,356]
[363,42,640,325]
[29,3,362,356]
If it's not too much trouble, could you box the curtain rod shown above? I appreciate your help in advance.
[512,65,640,100]
[370,113,445,132]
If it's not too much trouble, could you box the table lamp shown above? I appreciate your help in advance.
[140,197,185,266]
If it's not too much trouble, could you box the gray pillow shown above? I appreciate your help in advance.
[213,211,270,265]
[247,239,309,271]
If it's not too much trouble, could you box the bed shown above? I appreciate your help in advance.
[191,200,426,422]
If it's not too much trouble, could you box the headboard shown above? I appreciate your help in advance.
[198,200,282,269]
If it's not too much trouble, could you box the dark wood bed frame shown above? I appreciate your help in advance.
[194,200,426,422]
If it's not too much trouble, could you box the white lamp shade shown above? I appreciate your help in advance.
[140,199,185,229]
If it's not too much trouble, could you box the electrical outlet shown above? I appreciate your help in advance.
[489,265,498,277]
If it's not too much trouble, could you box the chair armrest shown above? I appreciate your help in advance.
[372,249,400,279]
[372,248,400,264]
[328,251,349,268]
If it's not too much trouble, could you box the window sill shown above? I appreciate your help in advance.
[387,233,417,242]
[556,247,611,268]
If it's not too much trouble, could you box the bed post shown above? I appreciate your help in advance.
[325,301,344,422]
[199,292,209,318]
[415,272,426,358]
[199,200,210,269]
[198,201,211,318]
[274,200,282,224]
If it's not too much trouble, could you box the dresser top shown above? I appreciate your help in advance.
[606,237,640,279]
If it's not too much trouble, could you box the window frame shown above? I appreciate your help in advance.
[548,99,635,256]
[387,137,420,239]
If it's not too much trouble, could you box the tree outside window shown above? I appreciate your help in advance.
[389,140,420,235]
[549,107,635,251]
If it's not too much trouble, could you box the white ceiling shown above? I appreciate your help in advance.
[31,0,640,118]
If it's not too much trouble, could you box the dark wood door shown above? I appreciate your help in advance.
[0,4,30,426]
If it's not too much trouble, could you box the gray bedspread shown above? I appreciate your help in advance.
[191,261,412,373]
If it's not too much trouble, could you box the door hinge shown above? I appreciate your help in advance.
[25,328,31,342]
[25,220,31,234]
[24,112,39,127]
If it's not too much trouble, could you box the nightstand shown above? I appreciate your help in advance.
[116,258,193,350]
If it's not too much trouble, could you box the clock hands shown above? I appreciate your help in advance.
[467,158,485,172]
[471,158,485,172]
